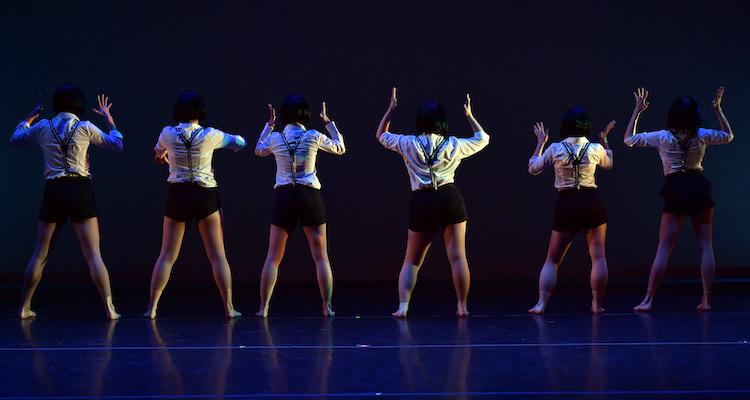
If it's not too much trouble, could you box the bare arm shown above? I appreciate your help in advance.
[463,93,485,133]
[376,87,397,141]
[624,87,649,144]
[712,86,732,136]
[599,120,616,150]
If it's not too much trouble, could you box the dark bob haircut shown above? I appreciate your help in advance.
[415,101,448,136]
[667,96,702,132]
[173,91,206,123]
[279,94,311,126]
[560,107,591,138]
[53,84,86,117]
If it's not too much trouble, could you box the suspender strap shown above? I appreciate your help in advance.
[670,130,696,172]
[48,120,81,177]
[176,127,202,182]
[279,130,307,185]
[562,141,590,190]
[416,135,447,190]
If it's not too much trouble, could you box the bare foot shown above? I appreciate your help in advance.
[255,307,268,318]
[226,310,242,318]
[528,301,546,315]
[633,297,652,312]
[591,306,605,314]
[107,311,122,320]
[323,303,335,317]
[18,308,37,319]
[143,308,156,319]
[456,302,469,317]
[697,300,711,312]
[392,302,409,318]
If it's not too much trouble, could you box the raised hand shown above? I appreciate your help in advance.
[93,94,113,120]
[463,93,473,118]
[712,86,725,111]
[600,120,616,141]
[533,122,549,145]
[25,93,44,124]
[389,87,397,110]
[633,87,649,114]
[267,103,276,126]
[319,102,331,124]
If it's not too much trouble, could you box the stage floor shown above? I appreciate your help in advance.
[1,281,749,399]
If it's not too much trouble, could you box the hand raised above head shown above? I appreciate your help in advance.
[712,86,725,110]
[633,87,649,114]
[463,93,473,118]
[267,103,276,126]
[389,87,397,109]
[533,121,549,145]
[319,101,331,124]
[599,120,616,140]
[93,94,113,119]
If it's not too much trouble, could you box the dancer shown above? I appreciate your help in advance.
[376,88,489,318]
[144,91,245,318]
[11,84,122,319]
[528,108,615,314]
[254,94,345,318]
[626,87,733,312]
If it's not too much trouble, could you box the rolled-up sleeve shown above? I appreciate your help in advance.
[255,124,274,156]
[85,121,123,151]
[700,128,734,145]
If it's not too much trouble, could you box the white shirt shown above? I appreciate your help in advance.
[529,136,613,190]
[11,112,124,179]
[379,130,490,191]
[155,122,246,188]
[255,122,346,189]
[623,128,733,175]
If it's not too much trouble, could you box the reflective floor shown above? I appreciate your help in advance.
[1,281,749,399]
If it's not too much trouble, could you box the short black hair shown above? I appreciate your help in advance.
[279,93,311,126]
[173,91,206,123]
[667,96,702,132]
[560,107,591,138]
[415,101,448,136]
[52,83,86,117]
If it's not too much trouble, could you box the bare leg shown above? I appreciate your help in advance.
[143,217,186,318]
[18,221,61,319]
[691,208,714,311]
[634,213,685,312]
[72,218,120,320]
[256,225,291,318]
[585,223,608,314]
[198,211,241,318]
[443,222,470,317]
[529,230,575,314]
[303,224,335,316]
[392,230,433,318]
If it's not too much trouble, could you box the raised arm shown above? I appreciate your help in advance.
[10,94,44,146]
[712,86,733,136]
[376,87,397,140]
[599,120,616,150]
[318,101,346,155]
[531,122,549,158]
[92,94,118,132]
[624,87,649,144]
[255,103,276,156]
[463,93,485,133]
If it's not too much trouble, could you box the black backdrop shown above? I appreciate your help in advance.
[1,1,748,286]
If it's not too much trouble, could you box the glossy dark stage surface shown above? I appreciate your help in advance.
[1,282,749,399]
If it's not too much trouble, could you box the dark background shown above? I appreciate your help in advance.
[1,1,747,287]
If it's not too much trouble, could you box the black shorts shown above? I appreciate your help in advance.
[661,170,714,215]
[271,184,327,229]
[409,184,468,233]
[165,183,222,222]
[38,177,98,224]
[552,188,608,233]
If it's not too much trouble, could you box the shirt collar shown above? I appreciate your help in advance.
[563,136,590,145]
[55,112,80,121]
[283,123,306,133]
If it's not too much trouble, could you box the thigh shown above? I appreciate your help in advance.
[302,224,328,259]
[197,211,225,257]
[442,221,467,260]
[437,184,468,228]
[404,229,434,266]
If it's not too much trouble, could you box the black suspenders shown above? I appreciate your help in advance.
[561,141,590,190]
[279,130,307,185]
[176,127,203,182]
[670,130,696,172]
[416,135,447,190]
[48,120,81,177]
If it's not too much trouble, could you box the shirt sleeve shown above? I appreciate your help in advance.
[315,122,346,155]
[10,121,38,146]
[592,144,614,170]
[698,128,734,146]
[83,121,124,151]
[528,144,556,175]
[207,127,246,152]
[255,124,274,157]
[378,131,406,154]
[154,128,168,158]
[453,130,490,158]
[624,130,663,148]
